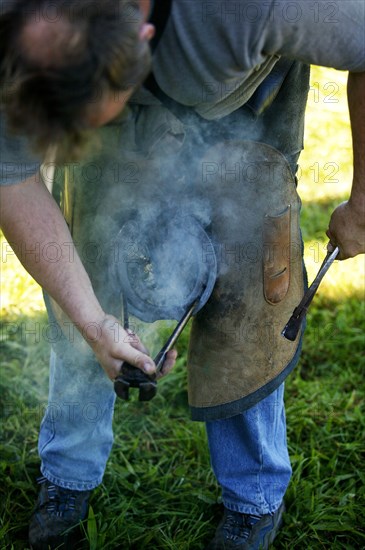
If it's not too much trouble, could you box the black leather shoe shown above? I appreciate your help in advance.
[29,476,90,549]
[206,501,285,549]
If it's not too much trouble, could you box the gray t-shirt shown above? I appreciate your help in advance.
[153,0,365,118]
[1,0,364,185]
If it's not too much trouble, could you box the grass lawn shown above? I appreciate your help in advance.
[0,66,364,549]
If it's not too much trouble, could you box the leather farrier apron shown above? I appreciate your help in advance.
[51,61,310,421]
[187,140,304,420]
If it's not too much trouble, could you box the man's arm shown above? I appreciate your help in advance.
[326,71,365,260]
[0,173,176,379]
[260,2,365,259]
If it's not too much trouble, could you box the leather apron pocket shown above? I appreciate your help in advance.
[263,205,291,304]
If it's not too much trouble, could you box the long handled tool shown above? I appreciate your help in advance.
[281,246,339,341]
[114,296,201,401]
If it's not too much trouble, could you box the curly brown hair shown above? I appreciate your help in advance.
[0,0,151,160]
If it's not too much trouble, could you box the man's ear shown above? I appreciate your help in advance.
[139,23,155,42]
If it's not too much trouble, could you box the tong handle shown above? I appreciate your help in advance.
[154,300,198,371]
[114,298,199,402]
[281,246,339,341]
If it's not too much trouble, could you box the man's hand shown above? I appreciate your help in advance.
[326,199,365,260]
[87,314,177,381]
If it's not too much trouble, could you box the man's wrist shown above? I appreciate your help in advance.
[72,308,109,345]
[348,192,365,218]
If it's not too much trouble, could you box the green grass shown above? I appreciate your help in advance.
[1,67,364,549]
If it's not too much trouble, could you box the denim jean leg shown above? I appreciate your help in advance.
[39,348,116,491]
[205,383,291,515]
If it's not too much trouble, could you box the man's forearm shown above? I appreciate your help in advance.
[347,71,365,212]
[326,72,365,259]
[0,173,168,379]
[0,173,105,335]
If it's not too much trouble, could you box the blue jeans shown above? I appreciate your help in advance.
[206,384,291,515]
[39,349,116,491]
[39,347,291,511]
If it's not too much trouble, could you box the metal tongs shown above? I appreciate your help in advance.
[114,297,200,401]
[281,246,339,341]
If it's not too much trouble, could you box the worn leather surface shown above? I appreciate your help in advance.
[263,205,291,304]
